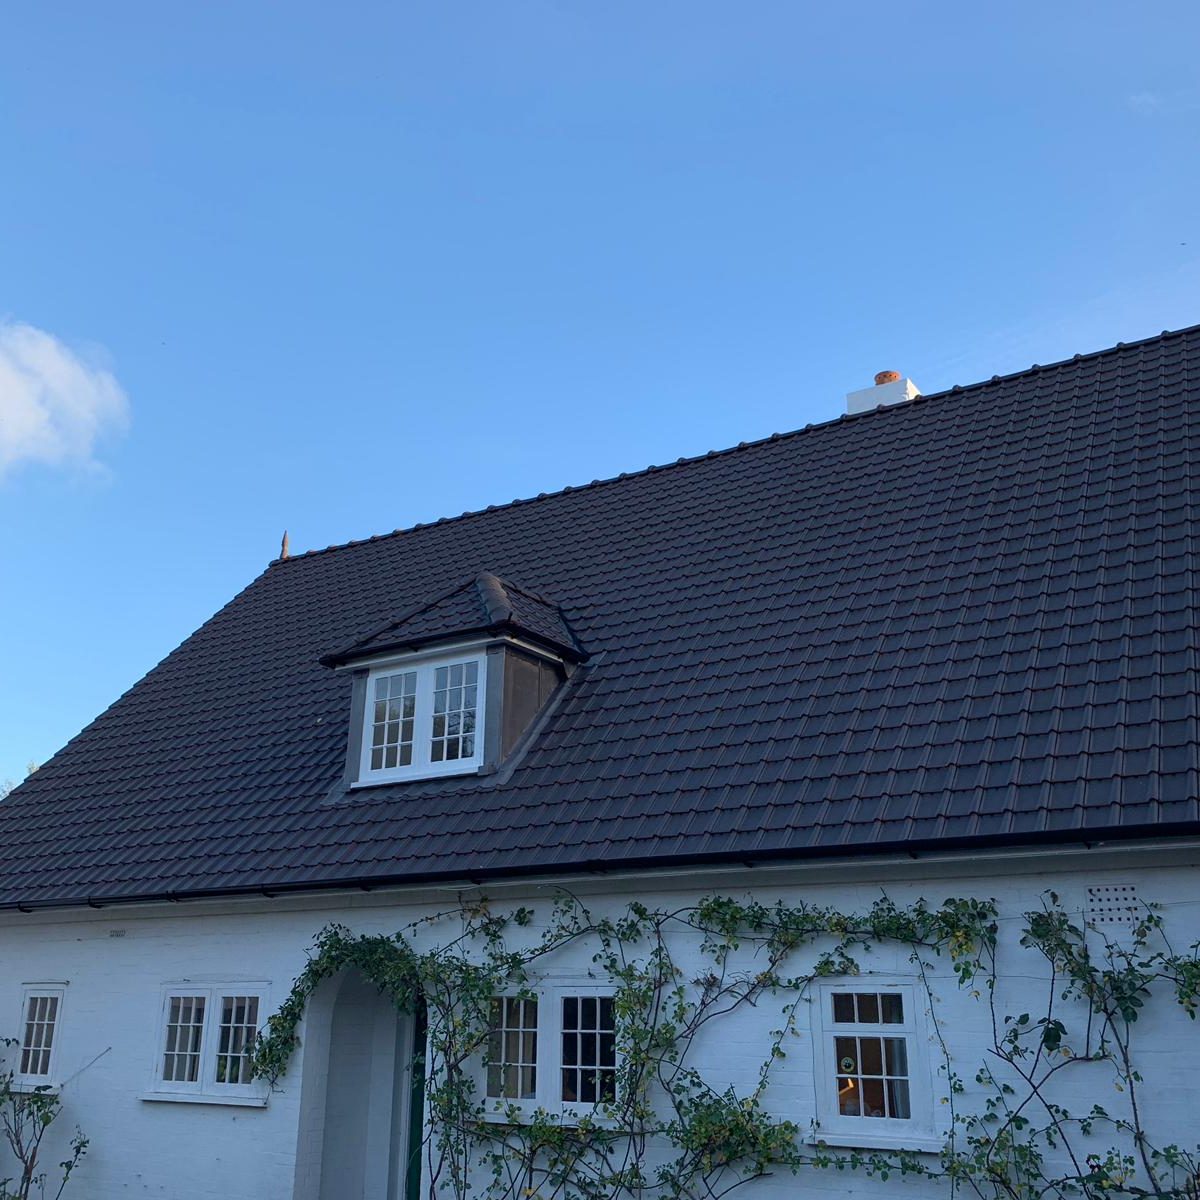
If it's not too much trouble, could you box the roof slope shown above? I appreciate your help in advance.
[3,326,1200,908]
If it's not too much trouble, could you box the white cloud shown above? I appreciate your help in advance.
[1127,91,1165,115]
[0,321,130,479]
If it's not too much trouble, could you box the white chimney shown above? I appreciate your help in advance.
[845,370,921,415]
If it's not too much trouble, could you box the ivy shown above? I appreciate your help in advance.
[252,891,1200,1200]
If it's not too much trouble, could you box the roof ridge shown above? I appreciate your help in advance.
[474,572,512,625]
[275,321,1200,567]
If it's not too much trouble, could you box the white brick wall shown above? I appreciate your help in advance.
[0,844,1196,1199]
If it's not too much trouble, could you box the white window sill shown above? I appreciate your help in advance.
[479,1102,539,1125]
[139,1090,268,1109]
[478,1104,614,1129]
[10,1080,59,1095]
[810,1128,944,1154]
[350,763,483,788]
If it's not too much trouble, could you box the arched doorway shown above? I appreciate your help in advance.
[293,969,424,1200]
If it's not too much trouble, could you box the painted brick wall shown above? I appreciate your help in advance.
[0,848,1195,1200]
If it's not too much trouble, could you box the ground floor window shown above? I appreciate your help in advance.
[812,981,937,1148]
[153,984,266,1099]
[485,986,616,1117]
[16,986,64,1082]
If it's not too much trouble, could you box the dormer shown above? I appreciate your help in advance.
[322,573,586,786]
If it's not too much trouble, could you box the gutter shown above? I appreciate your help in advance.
[3,819,1200,915]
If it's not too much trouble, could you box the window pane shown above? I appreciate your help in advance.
[837,1077,860,1115]
[862,1077,886,1118]
[835,1037,857,1073]
[832,993,855,1023]
[855,993,880,1023]
[887,1078,912,1119]
[859,1037,883,1076]
[881,993,904,1023]
[884,1037,908,1076]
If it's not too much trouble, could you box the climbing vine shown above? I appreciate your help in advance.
[253,891,1200,1200]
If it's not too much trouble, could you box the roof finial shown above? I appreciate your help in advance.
[280,530,290,560]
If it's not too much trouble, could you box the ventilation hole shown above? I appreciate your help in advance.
[1086,884,1138,927]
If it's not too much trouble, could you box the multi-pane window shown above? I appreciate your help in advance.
[18,992,62,1079]
[370,671,417,771]
[487,996,538,1100]
[360,655,485,782]
[156,986,266,1097]
[561,995,616,1105]
[832,991,910,1119]
[814,984,931,1144]
[162,995,207,1083]
[431,661,479,763]
[215,995,260,1085]
[483,988,616,1119]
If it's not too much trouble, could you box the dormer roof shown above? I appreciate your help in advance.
[323,572,587,667]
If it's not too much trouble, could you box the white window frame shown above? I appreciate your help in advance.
[357,648,487,784]
[810,980,941,1152]
[481,983,617,1124]
[144,983,269,1107]
[14,985,66,1088]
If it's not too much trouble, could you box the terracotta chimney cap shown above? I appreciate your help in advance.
[846,373,922,414]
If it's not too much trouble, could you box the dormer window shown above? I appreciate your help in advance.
[362,653,485,782]
[324,572,587,788]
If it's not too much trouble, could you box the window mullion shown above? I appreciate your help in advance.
[415,665,435,770]
[541,989,558,1112]
[199,989,218,1088]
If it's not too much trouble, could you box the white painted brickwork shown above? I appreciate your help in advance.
[0,844,1196,1199]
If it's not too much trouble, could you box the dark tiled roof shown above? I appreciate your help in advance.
[4,326,1200,908]
[325,572,586,665]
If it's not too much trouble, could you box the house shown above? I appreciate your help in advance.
[1,326,1199,1200]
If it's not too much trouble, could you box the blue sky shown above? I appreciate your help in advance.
[1,2,1198,785]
